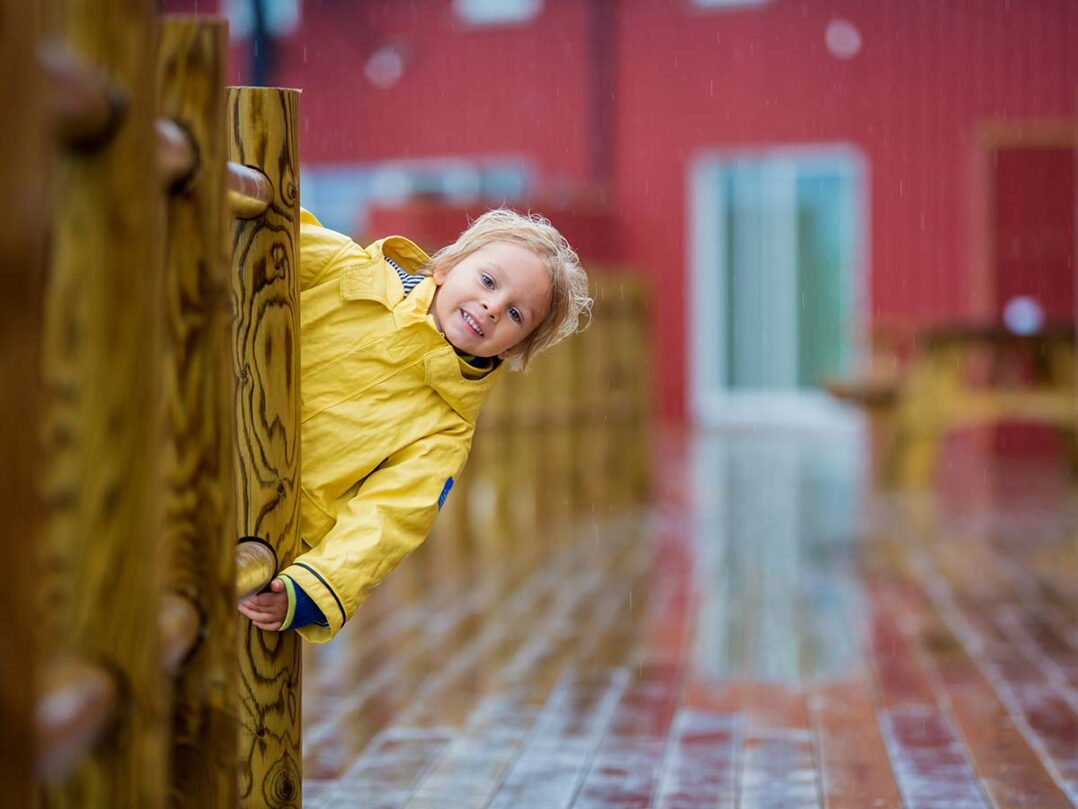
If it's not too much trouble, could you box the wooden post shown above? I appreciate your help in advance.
[1,0,46,803]
[626,279,652,505]
[157,17,239,808]
[227,86,303,809]
[543,339,578,536]
[468,382,511,563]
[39,0,167,804]
[579,281,612,516]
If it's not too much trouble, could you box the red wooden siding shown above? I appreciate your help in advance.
[162,0,1078,422]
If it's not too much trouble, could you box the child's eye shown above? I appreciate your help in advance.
[481,273,495,289]
[509,307,522,324]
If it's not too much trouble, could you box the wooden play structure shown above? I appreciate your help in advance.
[2,3,649,807]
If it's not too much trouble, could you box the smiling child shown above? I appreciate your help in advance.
[238,208,591,642]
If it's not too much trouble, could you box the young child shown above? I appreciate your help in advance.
[238,207,590,642]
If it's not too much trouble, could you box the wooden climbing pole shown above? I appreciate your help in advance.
[228,86,304,809]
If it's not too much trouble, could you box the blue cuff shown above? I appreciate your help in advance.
[285,576,328,630]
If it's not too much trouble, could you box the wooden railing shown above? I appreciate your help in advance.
[4,4,301,806]
[6,4,651,807]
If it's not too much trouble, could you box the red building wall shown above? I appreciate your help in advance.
[614,0,1076,418]
[163,0,1077,422]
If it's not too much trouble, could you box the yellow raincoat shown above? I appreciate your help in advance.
[281,211,501,642]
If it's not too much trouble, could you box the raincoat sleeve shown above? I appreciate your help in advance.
[278,427,472,643]
[299,208,372,291]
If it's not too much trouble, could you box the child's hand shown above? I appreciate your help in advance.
[238,577,289,631]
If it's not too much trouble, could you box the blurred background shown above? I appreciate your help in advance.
[162,0,1076,450]
[21,2,1074,802]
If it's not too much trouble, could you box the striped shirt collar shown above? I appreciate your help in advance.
[385,255,498,374]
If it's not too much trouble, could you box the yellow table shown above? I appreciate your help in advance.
[831,324,1076,489]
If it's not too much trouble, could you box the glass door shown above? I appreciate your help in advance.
[689,147,866,427]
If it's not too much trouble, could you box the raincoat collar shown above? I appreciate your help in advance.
[341,235,502,423]
[402,279,502,423]
[424,347,502,424]
[343,235,432,310]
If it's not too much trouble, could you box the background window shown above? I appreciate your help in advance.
[301,158,532,238]
[691,0,769,9]
[225,0,301,40]
[454,0,542,27]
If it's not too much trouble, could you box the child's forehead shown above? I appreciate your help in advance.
[469,240,543,268]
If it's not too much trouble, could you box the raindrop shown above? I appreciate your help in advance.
[1003,296,1043,336]
[365,44,406,89]
[825,19,863,60]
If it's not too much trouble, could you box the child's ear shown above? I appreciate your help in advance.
[431,263,448,285]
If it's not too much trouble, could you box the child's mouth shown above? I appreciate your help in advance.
[461,310,484,337]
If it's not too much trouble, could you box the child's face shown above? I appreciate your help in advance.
[430,241,552,358]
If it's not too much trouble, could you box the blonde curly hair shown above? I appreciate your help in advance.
[425,208,592,371]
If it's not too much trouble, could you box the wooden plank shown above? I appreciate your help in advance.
[157,16,238,809]
[401,575,628,807]
[739,683,820,809]
[912,549,1078,801]
[571,663,682,809]
[811,677,903,809]
[568,531,686,807]
[0,0,46,801]
[227,85,303,809]
[865,580,991,809]
[301,536,556,778]
[485,671,631,809]
[40,0,167,804]
[896,567,1074,809]
[402,529,651,809]
[307,519,648,808]
[653,707,739,809]
[800,533,903,809]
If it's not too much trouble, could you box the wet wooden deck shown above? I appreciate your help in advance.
[301,430,1078,808]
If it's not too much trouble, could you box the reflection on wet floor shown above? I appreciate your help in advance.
[303,428,1078,808]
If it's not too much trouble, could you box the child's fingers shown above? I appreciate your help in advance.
[238,602,280,624]
[241,590,283,607]
[238,580,287,631]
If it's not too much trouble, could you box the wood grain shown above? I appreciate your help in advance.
[227,85,303,809]
[156,17,239,809]
[0,0,46,802]
[39,0,167,804]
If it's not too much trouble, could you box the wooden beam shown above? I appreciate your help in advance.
[35,660,119,782]
[39,0,167,803]
[228,163,274,219]
[0,0,47,801]
[159,593,202,675]
[38,38,127,149]
[236,540,278,602]
[227,85,303,809]
[154,116,273,215]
